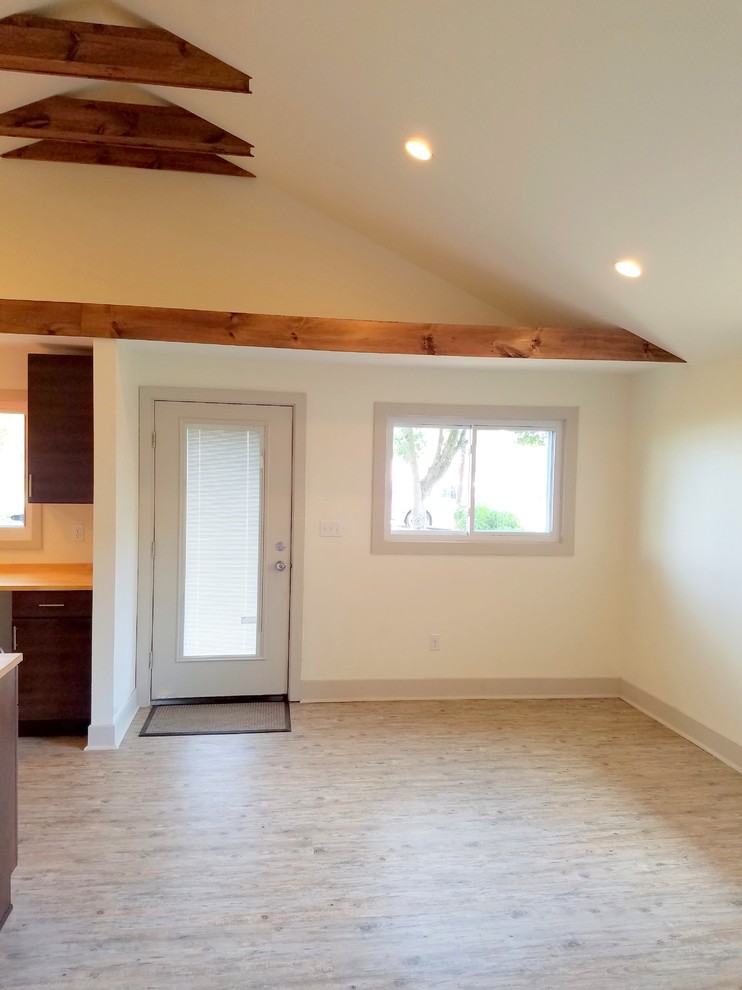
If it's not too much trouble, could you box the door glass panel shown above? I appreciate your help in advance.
[181,423,263,660]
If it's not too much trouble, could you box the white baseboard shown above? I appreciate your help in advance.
[85,690,139,751]
[300,677,621,702]
[619,679,742,775]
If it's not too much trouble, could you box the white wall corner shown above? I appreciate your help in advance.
[620,680,742,775]
[85,689,139,750]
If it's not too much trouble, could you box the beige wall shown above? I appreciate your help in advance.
[0,166,514,326]
[118,341,631,687]
[626,359,742,747]
[0,340,94,564]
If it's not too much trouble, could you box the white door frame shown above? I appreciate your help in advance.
[136,386,306,706]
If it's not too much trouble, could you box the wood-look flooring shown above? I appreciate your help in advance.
[3,699,742,989]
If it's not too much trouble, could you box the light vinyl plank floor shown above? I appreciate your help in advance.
[2,699,742,989]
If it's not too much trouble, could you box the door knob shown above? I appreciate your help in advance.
[275,541,286,552]
[275,560,287,571]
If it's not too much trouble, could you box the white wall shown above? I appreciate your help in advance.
[626,358,742,747]
[89,340,139,747]
[112,345,140,720]
[116,341,631,690]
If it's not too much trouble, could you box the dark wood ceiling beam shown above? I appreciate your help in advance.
[0,14,251,93]
[3,141,255,177]
[0,96,254,156]
[0,299,684,362]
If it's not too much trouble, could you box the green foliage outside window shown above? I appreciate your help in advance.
[454,505,523,532]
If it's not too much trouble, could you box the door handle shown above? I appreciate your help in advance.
[274,561,287,571]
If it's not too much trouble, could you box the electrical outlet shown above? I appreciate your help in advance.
[72,524,85,543]
[430,634,442,651]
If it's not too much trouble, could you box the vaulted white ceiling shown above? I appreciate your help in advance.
[1,0,741,363]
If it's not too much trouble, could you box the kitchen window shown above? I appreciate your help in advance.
[0,392,41,549]
[372,403,577,555]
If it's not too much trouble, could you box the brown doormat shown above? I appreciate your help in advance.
[140,699,291,736]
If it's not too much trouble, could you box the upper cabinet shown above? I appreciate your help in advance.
[27,354,93,504]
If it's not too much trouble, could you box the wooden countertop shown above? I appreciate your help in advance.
[0,563,93,591]
[0,652,22,680]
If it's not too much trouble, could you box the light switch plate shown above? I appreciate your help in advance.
[319,520,341,537]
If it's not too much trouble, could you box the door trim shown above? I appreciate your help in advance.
[136,386,306,706]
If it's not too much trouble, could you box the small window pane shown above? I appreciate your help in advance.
[472,428,553,533]
[0,412,26,528]
[391,425,471,532]
[182,424,263,660]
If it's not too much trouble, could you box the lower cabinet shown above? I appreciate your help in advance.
[12,591,92,736]
[0,667,18,930]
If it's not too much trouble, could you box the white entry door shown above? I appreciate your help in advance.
[150,400,293,700]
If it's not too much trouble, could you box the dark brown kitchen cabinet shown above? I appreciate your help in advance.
[0,665,18,931]
[27,354,93,504]
[12,591,92,736]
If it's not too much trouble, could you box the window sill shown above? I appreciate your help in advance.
[0,504,42,550]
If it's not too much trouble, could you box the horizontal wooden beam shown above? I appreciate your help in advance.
[0,96,254,155]
[3,141,255,177]
[0,299,683,362]
[0,14,251,93]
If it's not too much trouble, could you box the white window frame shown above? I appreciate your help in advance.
[0,391,42,550]
[372,403,578,556]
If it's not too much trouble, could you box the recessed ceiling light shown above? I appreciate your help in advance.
[614,259,642,278]
[405,139,433,161]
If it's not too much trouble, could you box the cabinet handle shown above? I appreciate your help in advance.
[28,473,32,501]
[12,625,17,651]
[37,603,65,608]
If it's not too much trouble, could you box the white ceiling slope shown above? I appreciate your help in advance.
[1,0,741,362]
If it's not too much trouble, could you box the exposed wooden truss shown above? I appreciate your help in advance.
[2,141,254,177]
[0,299,684,362]
[0,96,254,155]
[0,14,251,92]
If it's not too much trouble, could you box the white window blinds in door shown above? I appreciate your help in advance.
[181,424,263,660]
